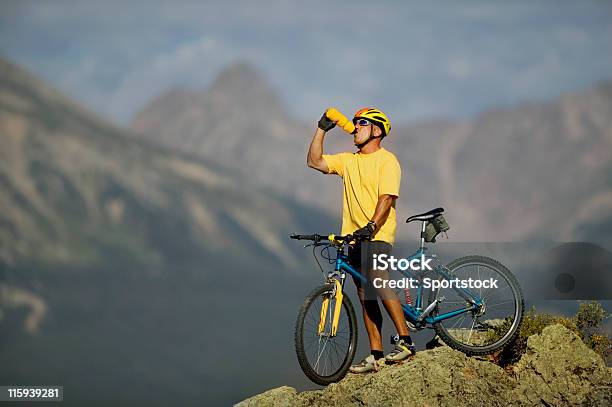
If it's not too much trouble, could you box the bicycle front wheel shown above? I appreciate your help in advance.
[429,255,524,355]
[294,283,358,385]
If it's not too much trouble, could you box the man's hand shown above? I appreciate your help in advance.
[354,221,377,240]
[318,113,336,132]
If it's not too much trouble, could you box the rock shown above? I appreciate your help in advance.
[581,386,612,406]
[234,385,297,407]
[512,324,612,406]
[237,325,612,407]
[298,347,515,407]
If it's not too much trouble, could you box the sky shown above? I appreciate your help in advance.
[0,0,611,125]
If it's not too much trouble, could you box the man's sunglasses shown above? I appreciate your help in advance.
[353,118,371,126]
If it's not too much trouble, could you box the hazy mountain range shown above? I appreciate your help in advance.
[0,57,333,406]
[132,64,612,244]
[1,59,334,271]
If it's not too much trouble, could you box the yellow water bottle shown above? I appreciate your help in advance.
[325,108,355,134]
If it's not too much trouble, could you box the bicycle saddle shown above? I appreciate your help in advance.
[405,207,444,223]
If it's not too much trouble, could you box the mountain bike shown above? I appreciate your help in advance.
[290,208,524,385]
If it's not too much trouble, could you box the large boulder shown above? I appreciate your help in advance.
[511,324,612,406]
[236,325,612,407]
[296,347,515,407]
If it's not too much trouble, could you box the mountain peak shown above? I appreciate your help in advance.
[205,61,280,107]
[213,61,267,85]
[131,60,288,136]
[132,61,282,131]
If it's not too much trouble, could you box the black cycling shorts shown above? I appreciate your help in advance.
[348,240,395,300]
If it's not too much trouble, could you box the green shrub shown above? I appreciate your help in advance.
[574,301,611,364]
[574,301,609,337]
[493,301,610,367]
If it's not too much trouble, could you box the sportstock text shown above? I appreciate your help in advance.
[372,254,499,291]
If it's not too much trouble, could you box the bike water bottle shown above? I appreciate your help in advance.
[325,108,355,134]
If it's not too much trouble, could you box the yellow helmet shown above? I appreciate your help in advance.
[353,107,391,137]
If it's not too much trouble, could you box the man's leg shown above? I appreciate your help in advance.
[371,270,409,338]
[355,278,415,366]
[365,241,410,338]
[348,243,386,373]
[349,242,385,352]
[348,282,387,373]
[355,285,384,352]
[367,243,415,362]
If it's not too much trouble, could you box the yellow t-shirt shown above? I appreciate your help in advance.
[323,148,401,244]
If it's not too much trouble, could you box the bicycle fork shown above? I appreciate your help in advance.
[318,279,344,336]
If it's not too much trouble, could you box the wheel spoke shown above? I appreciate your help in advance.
[432,258,522,351]
[296,285,357,383]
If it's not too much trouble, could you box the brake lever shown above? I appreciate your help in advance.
[304,242,325,249]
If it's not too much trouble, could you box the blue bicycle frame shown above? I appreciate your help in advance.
[332,223,483,327]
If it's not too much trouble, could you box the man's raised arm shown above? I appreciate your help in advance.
[307,128,330,173]
[307,112,336,174]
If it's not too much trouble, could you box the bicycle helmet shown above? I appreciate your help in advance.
[353,107,391,137]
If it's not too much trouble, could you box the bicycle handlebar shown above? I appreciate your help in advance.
[289,233,364,244]
[290,234,318,241]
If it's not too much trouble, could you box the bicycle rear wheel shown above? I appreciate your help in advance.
[294,283,358,385]
[429,255,524,355]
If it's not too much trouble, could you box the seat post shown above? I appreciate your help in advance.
[420,221,427,250]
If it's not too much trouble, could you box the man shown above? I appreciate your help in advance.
[306,107,415,373]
